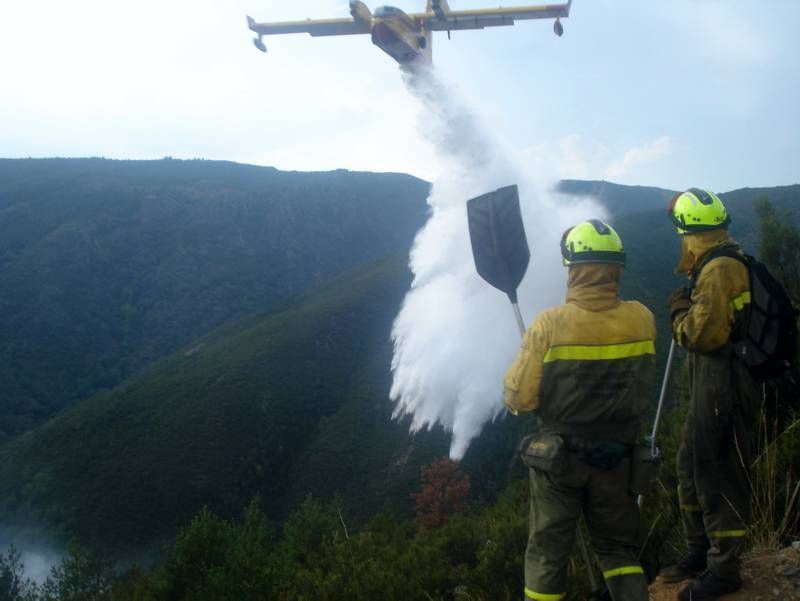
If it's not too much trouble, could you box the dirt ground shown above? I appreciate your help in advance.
[648,545,800,601]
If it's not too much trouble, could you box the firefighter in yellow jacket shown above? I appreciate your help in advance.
[504,219,655,601]
[659,189,759,600]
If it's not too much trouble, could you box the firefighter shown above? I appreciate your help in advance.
[659,188,759,600]
[504,219,655,601]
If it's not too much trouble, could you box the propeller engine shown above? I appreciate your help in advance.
[431,0,451,22]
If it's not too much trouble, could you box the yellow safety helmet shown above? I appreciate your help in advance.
[560,219,626,266]
[668,188,730,234]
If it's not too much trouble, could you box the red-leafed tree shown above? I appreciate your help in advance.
[412,458,471,530]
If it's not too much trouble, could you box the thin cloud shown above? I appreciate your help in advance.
[605,136,673,179]
[518,135,610,182]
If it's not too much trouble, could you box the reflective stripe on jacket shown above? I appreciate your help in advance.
[504,264,656,443]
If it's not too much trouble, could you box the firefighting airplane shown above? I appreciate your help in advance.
[247,0,572,66]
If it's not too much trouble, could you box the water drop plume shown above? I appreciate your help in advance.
[390,64,603,459]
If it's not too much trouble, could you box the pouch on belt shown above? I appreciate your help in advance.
[518,432,567,474]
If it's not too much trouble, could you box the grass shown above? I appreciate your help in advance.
[739,404,800,550]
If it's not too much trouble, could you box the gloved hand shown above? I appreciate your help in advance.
[668,286,692,324]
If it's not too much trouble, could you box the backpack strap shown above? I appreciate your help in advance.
[690,244,748,291]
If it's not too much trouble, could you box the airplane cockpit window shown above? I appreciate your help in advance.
[374,6,402,18]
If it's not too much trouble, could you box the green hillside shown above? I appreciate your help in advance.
[0,163,796,559]
[0,255,448,551]
[0,158,430,442]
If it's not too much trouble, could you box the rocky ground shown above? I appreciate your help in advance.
[648,544,800,600]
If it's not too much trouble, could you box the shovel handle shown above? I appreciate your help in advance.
[637,338,678,508]
[511,302,526,337]
[650,339,677,452]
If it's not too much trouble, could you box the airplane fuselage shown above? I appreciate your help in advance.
[371,6,430,65]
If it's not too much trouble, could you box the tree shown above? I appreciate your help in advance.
[39,543,115,601]
[157,507,233,601]
[155,500,275,601]
[412,458,471,530]
[756,197,800,304]
[280,495,340,565]
[753,197,800,543]
[0,546,38,601]
[755,197,800,417]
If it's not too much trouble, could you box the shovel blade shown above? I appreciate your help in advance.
[467,185,530,303]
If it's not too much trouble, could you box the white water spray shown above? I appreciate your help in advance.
[390,65,604,459]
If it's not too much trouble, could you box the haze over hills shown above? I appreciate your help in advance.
[555,179,677,215]
[0,158,797,556]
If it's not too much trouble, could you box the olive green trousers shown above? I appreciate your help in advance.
[676,350,758,582]
[524,453,648,601]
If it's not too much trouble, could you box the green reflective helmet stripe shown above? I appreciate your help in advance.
[560,219,626,266]
[668,188,731,233]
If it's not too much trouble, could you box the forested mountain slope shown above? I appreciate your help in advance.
[0,159,430,441]
[0,256,448,551]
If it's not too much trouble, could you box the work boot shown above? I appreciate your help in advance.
[677,570,742,600]
[657,552,707,584]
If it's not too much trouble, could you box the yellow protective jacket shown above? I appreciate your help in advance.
[673,230,750,353]
[504,264,656,443]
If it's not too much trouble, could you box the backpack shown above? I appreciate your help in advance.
[700,246,798,382]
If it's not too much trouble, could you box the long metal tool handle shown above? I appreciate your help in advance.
[511,306,601,594]
[650,338,677,450]
[637,338,678,508]
[511,303,527,336]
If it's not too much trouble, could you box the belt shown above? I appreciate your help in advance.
[563,435,632,470]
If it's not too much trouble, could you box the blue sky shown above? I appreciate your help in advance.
[1,0,798,192]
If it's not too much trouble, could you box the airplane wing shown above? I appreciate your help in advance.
[412,3,571,32]
[247,16,371,37]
